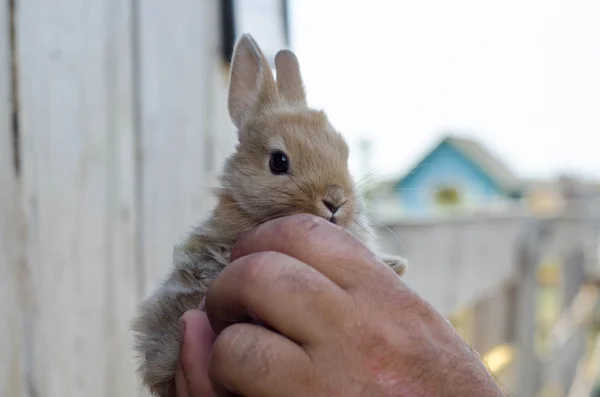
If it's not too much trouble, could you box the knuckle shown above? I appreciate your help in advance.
[210,324,246,377]
[406,293,436,320]
[239,251,281,283]
[242,250,331,297]
[284,214,370,256]
[393,289,431,318]
[274,261,326,295]
[277,213,329,242]
[210,324,270,381]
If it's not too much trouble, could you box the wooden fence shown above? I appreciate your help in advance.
[375,212,600,396]
[1,2,235,396]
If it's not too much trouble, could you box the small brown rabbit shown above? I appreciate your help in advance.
[131,33,407,397]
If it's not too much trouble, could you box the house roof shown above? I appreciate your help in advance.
[364,134,600,205]
[441,135,522,193]
[364,134,523,196]
[382,134,521,194]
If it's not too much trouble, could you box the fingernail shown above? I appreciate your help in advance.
[198,297,206,312]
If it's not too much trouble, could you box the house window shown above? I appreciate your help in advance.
[435,185,461,206]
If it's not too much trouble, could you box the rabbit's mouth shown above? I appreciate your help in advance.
[321,198,346,226]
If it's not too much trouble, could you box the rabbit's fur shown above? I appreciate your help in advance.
[131,33,407,397]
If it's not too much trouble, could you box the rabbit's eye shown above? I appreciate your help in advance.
[269,150,289,175]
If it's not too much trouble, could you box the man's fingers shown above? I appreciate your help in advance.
[230,214,391,290]
[205,251,347,344]
[175,362,190,397]
[179,310,217,396]
[209,323,312,397]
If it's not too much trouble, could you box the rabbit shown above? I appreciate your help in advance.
[131,33,408,397]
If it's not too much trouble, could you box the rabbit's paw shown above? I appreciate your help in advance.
[379,254,408,276]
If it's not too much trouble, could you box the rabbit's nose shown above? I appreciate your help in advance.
[324,185,344,203]
[322,200,341,214]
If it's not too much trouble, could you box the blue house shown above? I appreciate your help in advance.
[367,135,523,218]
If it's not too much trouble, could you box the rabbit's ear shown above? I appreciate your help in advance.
[227,34,279,129]
[275,49,307,106]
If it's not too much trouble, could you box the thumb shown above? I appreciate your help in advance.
[178,309,217,396]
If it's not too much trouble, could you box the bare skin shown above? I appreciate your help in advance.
[175,214,504,397]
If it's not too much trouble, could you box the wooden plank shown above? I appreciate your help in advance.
[16,0,140,396]
[543,284,599,395]
[376,216,525,315]
[471,284,514,355]
[0,2,27,396]
[103,1,144,396]
[137,0,221,294]
[513,220,542,397]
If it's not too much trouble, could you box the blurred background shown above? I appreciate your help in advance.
[1,1,599,396]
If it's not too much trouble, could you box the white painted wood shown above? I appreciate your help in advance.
[207,63,238,189]
[101,2,145,396]
[137,0,222,295]
[376,214,526,315]
[16,0,139,396]
[513,221,542,397]
[0,3,27,396]
[471,284,515,355]
[234,0,288,65]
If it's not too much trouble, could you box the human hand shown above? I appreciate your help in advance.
[178,214,503,396]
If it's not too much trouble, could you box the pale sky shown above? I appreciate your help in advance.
[288,0,600,182]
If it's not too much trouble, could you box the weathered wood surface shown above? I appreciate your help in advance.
[14,0,141,396]
[1,2,26,395]
[376,214,527,316]
[377,215,598,396]
[512,220,543,397]
[137,0,221,296]
[0,1,275,395]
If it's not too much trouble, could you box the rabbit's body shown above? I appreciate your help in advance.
[132,34,407,397]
